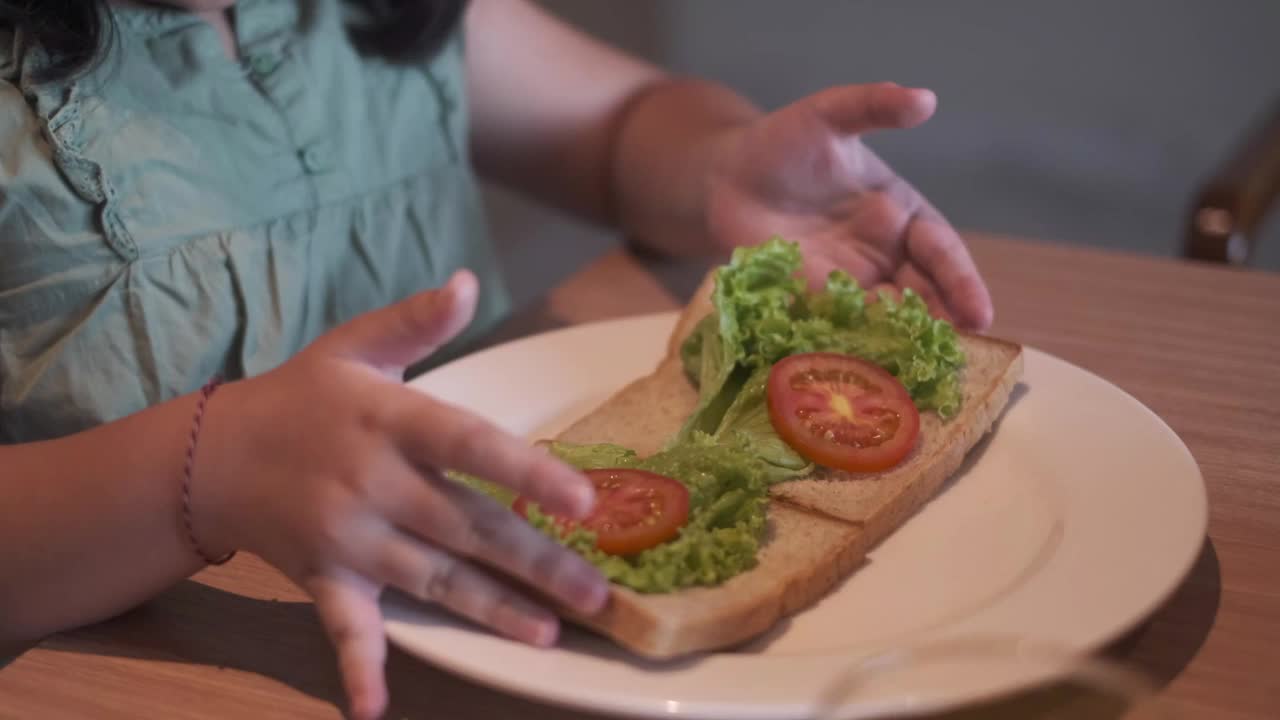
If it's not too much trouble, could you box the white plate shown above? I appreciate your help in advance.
[384,312,1207,719]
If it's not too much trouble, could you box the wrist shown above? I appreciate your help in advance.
[183,378,252,563]
[609,77,760,254]
[699,123,753,253]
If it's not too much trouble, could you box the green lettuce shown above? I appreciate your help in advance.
[533,434,795,592]
[447,469,516,506]
[711,365,812,482]
[449,236,965,594]
[449,434,803,594]
[679,236,965,442]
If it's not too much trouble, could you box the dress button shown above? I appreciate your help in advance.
[247,51,282,78]
[300,142,334,174]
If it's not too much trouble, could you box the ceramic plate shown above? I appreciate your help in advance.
[383,312,1206,719]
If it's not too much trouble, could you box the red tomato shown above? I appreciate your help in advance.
[766,352,920,473]
[513,469,690,556]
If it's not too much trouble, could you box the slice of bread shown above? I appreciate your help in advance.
[551,272,1024,659]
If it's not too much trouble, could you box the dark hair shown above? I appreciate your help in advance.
[0,0,469,83]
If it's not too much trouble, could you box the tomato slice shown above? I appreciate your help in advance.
[766,352,920,473]
[513,468,690,556]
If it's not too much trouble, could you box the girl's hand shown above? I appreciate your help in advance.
[193,270,608,720]
[705,82,994,330]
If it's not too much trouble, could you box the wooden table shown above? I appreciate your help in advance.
[3,234,1278,719]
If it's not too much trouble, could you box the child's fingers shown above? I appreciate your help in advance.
[306,572,389,720]
[370,530,562,647]
[904,213,993,331]
[313,269,480,374]
[388,390,595,519]
[377,468,608,615]
[808,82,937,138]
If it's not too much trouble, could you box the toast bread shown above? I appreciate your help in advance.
[552,272,1024,658]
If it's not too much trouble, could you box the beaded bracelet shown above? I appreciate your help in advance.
[182,377,236,566]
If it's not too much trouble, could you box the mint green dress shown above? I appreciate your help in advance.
[0,0,511,443]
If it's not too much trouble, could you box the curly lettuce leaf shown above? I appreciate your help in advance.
[679,236,965,422]
[542,441,638,470]
[842,289,966,418]
[531,434,805,593]
[710,238,807,367]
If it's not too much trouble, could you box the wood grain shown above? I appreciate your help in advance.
[2,234,1277,719]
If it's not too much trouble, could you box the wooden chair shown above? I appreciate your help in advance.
[1184,98,1280,265]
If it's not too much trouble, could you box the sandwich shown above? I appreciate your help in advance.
[459,237,1023,659]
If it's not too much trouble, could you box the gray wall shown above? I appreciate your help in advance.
[488,1,1280,309]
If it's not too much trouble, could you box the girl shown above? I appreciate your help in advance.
[0,1,993,717]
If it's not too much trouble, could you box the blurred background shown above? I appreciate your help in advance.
[486,0,1280,309]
